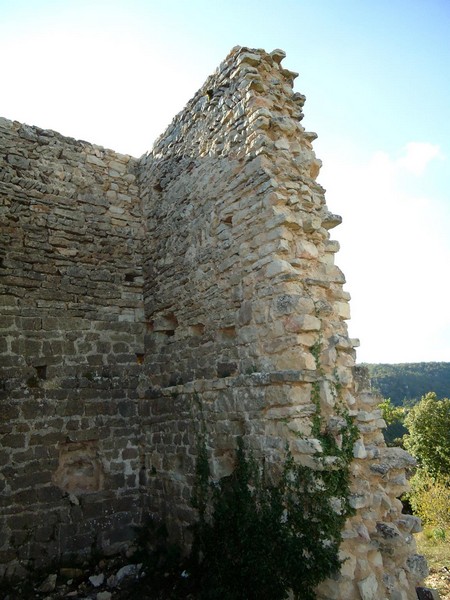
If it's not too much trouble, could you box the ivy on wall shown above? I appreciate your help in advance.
[189,434,356,600]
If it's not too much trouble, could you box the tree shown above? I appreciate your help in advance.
[403,392,450,478]
[379,397,405,425]
[378,398,406,446]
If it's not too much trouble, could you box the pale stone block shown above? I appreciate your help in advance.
[296,239,319,259]
[369,550,383,569]
[336,301,351,319]
[291,438,323,454]
[357,573,379,600]
[266,403,316,419]
[86,154,106,167]
[356,410,382,422]
[265,259,298,278]
[284,314,321,333]
[275,350,316,371]
[108,160,127,173]
[286,418,312,436]
[353,440,368,459]
[356,523,371,542]
[349,493,369,509]
[320,380,335,406]
[275,137,290,150]
[339,551,356,579]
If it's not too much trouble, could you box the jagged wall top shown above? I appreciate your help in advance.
[150,46,307,161]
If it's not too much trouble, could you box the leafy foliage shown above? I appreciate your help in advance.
[189,438,354,600]
[378,397,407,445]
[408,470,450,535]
[404,392,450,478]
[402,393,450,541]
[378,398,405,425]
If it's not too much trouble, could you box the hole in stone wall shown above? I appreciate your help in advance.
[136,353,145,365]
[160,313,178,337]
[189,324,205,336]
[217,362,238,378]
[153,182,163,192]
[150,313,179,337]
[221,215,232,225]
[139,466,147,486]
[218,326,236,340]
[35,365,47,380]
[125,273,136,282]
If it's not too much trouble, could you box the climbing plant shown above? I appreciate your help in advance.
[189,435,355,600]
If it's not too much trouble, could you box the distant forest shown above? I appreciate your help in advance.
[364,362,450,405]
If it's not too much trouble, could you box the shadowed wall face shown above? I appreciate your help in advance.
[0,119,146,575]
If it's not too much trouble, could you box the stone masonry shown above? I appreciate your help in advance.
[0,47,427,598]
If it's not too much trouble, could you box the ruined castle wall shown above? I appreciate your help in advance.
[0,119,145,576]
[0,47,428,599]
[138,48,426,599]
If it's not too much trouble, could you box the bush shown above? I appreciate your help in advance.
[408,470,450,532]
[404,393,450,478]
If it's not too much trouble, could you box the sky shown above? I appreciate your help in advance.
[1,0,449,364]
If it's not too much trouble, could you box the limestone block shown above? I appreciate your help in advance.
[291,438,323,454]
[353,440,368,459]
[335,301,351,320]
[406,554,429,580]
[322,211,342,230]
[370,447,416,476]
[339,550,357,579]
[273,294,315,316]
[274,349,317,371]
[270,48,286,63]
[349,493,370,509]
[284,314,321,333]
[356,410,382,422]
[86,154,106,167]
[266,258,298,278]
[357,573,379,600]
[396,515,422,534]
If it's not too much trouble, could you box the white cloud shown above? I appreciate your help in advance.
[318,142,450,363]
[396,142,442,175]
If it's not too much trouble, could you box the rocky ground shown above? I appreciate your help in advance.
[424,567,450,600]
[0,553,194,600]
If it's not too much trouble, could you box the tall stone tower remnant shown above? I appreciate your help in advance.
[0,47,427,598]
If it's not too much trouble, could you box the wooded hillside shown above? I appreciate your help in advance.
[364,362,450,405]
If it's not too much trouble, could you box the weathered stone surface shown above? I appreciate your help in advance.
[357,573,379,600]
[0,46,424,599]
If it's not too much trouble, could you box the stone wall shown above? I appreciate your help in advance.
[138,47,426,600]
[0,119,146,577]
[0,47,427,598]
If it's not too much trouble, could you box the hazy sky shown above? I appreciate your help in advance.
[1,0,449,364]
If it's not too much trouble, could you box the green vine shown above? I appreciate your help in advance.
[311,381,322,437]
[185,341,359,600]
[189,437,354,600]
